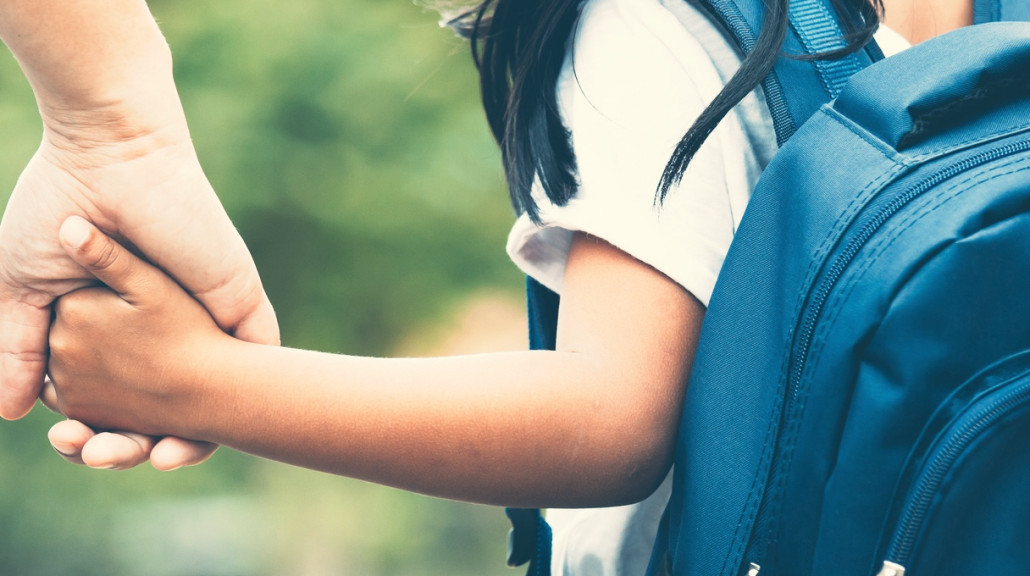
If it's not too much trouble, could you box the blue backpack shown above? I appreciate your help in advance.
[507,2,1030,576]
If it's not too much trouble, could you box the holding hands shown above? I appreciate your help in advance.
[0,0,279,470]
[44,216,233,457]
[0,94,279,471]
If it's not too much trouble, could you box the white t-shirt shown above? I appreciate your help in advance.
[504,0,911,574]
[507,0,775,308]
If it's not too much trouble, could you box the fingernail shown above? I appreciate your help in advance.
[86,462,119,471]
[60,216,91,249]
[51,438,79,457]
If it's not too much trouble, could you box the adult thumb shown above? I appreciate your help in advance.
[0,300,49,419]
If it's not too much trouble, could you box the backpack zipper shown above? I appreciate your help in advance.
[787,139,1030,404]
[743,137,1030,574]
[877,370,1030,574]
[875,561,906,576]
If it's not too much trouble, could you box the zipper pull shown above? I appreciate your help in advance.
[746,563,761,576]
[876,561,906,576]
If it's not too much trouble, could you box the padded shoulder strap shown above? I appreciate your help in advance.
[690,0,881,144]
[975,0,1030,23]
[694,0,1030,145]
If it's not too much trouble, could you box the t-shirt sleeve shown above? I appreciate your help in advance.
[506,0,767,307]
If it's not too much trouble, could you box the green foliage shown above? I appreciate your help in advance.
[0,0,523,573]
[153,0,521,354]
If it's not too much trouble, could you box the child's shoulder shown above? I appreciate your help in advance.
[574,0,713,52]
[566,0,740,130]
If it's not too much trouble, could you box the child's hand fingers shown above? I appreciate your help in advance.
[53,216,218,466]
[80,431,156,470]
[48,419,95,465]
[49,420,156,470]
[151,436,219,471]
[58,215,166,305]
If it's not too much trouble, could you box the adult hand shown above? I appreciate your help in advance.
[0,0,278,469]
[0,127,279,469]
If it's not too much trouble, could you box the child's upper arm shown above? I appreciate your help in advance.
[554,231,704,491]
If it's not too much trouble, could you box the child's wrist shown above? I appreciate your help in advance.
[172,337,244,444]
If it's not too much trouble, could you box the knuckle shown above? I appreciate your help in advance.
[47,330,77,366]
[53,291,88,325]
[47,328,66,356]
[49,293,105,356]
[86,236,121,272]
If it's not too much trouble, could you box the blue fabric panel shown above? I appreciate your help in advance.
[793,148,1030,576]
[649,22,1030,575]
[1000,1,1030,21]
[899,367,1030,575]
[975,0,1030,23]
[834,23,1030,151]
[654,109,908,576]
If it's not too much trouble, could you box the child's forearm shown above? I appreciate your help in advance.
[188,342,680,509]
[47,224,700,506]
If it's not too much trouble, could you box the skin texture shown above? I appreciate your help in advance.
[881,0,974,43]
[46,217,703,507]
[0,0,279,469]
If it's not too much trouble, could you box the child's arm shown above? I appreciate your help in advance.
[47,216,703,508]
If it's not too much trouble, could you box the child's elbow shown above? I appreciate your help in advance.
[608,438,675,506]
[585,415,678,507]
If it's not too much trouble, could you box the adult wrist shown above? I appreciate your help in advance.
[37,60,191,155]
[0,0,188,149]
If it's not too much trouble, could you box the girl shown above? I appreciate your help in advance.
[46,0,967,574]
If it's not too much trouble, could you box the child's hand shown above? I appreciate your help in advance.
[46,418,217,471]
[46,418,156,470]
[45,216,231,444]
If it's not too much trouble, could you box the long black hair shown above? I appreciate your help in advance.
[445,0,883,221]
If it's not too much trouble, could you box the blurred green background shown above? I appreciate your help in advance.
[0,0,528,574]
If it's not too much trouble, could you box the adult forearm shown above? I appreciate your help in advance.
[190,344,678,509]
[0,0,185,137]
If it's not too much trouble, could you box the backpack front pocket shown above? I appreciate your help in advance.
[875,350,1030,576]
